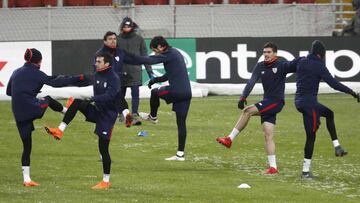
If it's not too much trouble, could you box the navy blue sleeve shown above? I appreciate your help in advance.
[153,73,168,83]
[6,75,12,96]
[241,63,261,98]
[92,76,120,103]
[283,57,303,74]
[139,38,154,76]
[40,71,82,87]
[320,65,353,94]
[124,52,169,65]
[72,74,94,87]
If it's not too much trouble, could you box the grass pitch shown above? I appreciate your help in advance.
[0,94,360,202]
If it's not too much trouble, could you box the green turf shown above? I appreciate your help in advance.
[0,94,360,202]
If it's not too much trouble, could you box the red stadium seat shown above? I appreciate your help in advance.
[93,0,112,5]
[242,0,269,3]
[175,0,192,4]
[6,0,15,7]
[64,0,92,6]
[296,0,315,3]
[192,0,222,4]
[142,0,169,4]
[15,0,44,7]
[269,0,295,3]
[43,0,57,6]
[229,0,243,3]
[134,0,142,4]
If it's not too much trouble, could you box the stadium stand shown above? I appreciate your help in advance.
[192,0,222,4]
[0,4,335,40]
[175,0,192,4]
[142,0,169,4]
[63,0,92,6]
[0,0,351,7]
[93,0,112,5]
[44,0,57,6]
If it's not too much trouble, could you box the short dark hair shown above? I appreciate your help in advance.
[103,31,116,41]
[263,42,278,53]
[96,52,113,66]
[150,36,169,49]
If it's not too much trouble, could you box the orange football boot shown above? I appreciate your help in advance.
[23,181,40,187]
[44,126,63,140]
[91,181,110,189]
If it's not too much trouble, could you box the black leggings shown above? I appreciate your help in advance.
[44,96,64,112]
[176,112,187,152]
[99,138,111,174]
[303,103,338,159]
[150,89,160,118]
[21,136,32,166]
[62,99,90,124]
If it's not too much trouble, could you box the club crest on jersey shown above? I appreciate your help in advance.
[261,71,265,75]
[272,67,278,74]
[115,56,120,61]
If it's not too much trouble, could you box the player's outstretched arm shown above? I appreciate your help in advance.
[320,65,357,97]
[284,57,303,74]
[41,71,86,88]
[124,51,168,65]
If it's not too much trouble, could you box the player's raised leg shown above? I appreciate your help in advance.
[216,105,259,148]
[317,103,348,157]
[45,98,90,140]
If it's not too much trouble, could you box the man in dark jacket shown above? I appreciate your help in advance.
[45,52,120,189]
[6,48,84,187]
[295,40,359,179]
[117,17,154,125]
[127,36,192,161]
[216,42,300,174]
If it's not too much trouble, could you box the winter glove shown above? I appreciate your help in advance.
[238,97,247,110]
[147,71,155,80]
[148,79,155,89]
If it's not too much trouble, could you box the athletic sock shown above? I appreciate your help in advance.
[122,109,130,118]
[22,166,31,182]
[149,115,157,120]
[268,155,277,169]
[176,151,184,157]
[228,128,239,141]
[58,122,67,132]
[103,174,110,183]
[332,139,340,148]
[62,107,67,114]
[302,158,312,172]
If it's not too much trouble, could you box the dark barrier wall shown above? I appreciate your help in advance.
[196,37,360,83]
[52,40,102,75]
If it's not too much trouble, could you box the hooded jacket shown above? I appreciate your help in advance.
[117,30,153,87]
